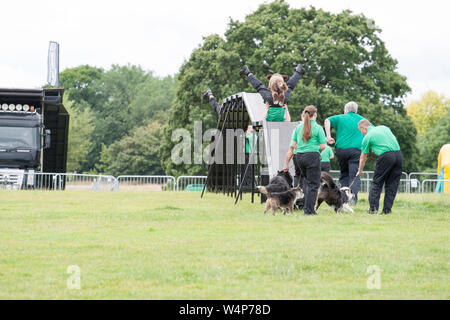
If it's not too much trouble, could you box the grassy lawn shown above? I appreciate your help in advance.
[0,190,448,299]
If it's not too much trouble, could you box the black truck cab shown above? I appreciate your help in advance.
[0,88,69,189]
[0,111,42,169]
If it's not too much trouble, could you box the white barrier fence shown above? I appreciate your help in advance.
[60,173,117,191]
[408,172,439,193]
[0,172,447,193]
[421,179,450,193]
[176,176,208,191]
[116,175,176,191]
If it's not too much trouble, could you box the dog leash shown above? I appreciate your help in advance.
[349,177,358,189]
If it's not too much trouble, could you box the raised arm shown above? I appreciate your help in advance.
[202,88,222,115]
[287,64,304,90]
[240,65,272,102]
[285,64,305,103]
[248,74,272,95]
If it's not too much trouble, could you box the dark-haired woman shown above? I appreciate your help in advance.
[283,105,327,215]
[239,64,304,122]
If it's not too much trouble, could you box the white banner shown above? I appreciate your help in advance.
[47,41,59,87]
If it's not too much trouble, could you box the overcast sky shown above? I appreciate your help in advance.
[1,0,449,102]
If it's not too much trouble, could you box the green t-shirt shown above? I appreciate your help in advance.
[320,146,334,163]
[361,125,400,156]
[291,120,327,153]
[328,112,366,150]
[267,106,285,122]
[290,128,298,154]
[245,133,257,153]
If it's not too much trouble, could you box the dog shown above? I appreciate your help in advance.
[316,172,355,213]
[257,171,302,215]
[258,185,304,215]
[264,170,293,193]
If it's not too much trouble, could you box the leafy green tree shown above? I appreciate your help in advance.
[160,0,415,175]
[406,90,450,136]
[64,95,95,172]
[128,75,177,127]
[59,65,104,111]
[160,35,242,177]
[417,112,450,170]
[59,64,177,172]
[92,64,150,146]
[97,120,165,176]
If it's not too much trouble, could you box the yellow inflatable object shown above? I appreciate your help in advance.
[437,144,450,193]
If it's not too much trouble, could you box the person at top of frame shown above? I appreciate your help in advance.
[239,64,305,122]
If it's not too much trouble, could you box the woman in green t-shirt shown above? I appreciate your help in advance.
[283,105,327,215]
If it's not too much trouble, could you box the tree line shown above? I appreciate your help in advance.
[61,1,449,176]
[62,64,176,176]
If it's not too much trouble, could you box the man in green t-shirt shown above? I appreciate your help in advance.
[356,119,403,214]
[320,145,334,172]
[324,101,366,203]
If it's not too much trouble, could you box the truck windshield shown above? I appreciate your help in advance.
[0,127,40,150]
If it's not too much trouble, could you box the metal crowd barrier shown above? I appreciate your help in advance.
[329,170,416,194]
[116,175,176,191]
[329,170,373,192]
[18,172,60,190]
[0,172,448,193]
[176,176,207,191]
[60,174,117,191]
[408,172,439,193]
[421,179,450,193]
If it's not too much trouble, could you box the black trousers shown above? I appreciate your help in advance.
[294,152,321,214]
[293,155,304,210]
[335,148,361,200]
[293,153,301,187]
[320,162,331,172]
[369,150,403,212]
[209,97,222,115]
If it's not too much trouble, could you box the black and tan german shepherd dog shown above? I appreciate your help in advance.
[316,172,354,213]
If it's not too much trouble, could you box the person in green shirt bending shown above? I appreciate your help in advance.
[283,105,327,215]
[320,145,334,172]
[324,101,367,203]
[356,119,403,214]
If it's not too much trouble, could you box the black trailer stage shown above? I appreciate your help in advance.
[201,92,299,203]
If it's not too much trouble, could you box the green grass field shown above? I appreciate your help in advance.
[0,190,448,299]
